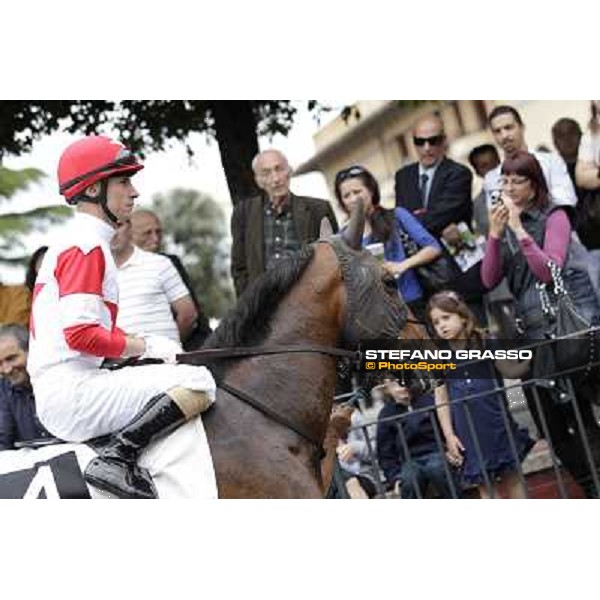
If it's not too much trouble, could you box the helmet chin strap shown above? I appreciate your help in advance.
[98,180,120,225]
[78,180,120,225]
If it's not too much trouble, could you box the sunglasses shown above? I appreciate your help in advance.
[335,165,368,183]
[413,135,445,147]
[433,290,462,302]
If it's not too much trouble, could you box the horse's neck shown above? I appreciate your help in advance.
[260,280,341,434]
[225,271,342,443]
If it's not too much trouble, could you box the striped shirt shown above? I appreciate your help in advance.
[116,246,189,343]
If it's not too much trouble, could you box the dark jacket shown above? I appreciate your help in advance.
[0,379,49,450]
[230,193,339,297]
[394,157,473,237]
[376,394,439,484]
[162,253,212,350]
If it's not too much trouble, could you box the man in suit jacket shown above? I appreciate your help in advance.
[231,149,339,297]
[395,114,485,310]
[395,114,473,241]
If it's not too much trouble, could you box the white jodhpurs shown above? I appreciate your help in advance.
[33,363,216,442]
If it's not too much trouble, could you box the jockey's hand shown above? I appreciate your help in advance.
[141,335,183,364]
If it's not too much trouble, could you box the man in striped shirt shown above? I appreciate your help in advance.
[112,220,197,345]
[27,136,216,499]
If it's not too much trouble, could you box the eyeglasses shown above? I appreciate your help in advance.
[335,165,368,184]
[501,176,530,187]
[413,135,445,147]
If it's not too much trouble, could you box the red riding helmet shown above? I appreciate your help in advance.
[58,135,144,203]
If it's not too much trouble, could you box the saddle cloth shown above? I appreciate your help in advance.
[0,415,218,499]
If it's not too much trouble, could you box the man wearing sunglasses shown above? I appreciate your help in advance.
[394,115,486,310]
[395,114,473,243]
[231,149,338,296]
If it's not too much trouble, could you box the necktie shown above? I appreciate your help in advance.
[420,172,429,208]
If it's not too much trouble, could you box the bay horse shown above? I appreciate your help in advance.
[183,203,409,498]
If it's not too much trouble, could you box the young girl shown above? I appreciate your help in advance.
[427,290,534,499]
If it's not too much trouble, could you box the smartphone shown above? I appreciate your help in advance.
[490,190,504,208]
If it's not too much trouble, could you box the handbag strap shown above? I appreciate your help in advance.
[537,260,575,321]
[394,210,419,257]
[548,260,568,297]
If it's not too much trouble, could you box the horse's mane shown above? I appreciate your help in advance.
[204,244,316,349]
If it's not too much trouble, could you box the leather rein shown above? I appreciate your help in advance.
[178,343,358,447]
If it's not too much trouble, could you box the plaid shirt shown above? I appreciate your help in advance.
[263,196,301,269]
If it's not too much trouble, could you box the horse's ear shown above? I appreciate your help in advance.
[319,217,334,239]
[341,198,365,250]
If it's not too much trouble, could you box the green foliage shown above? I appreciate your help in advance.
[0,100,428,207]
[0,101,302,158]
[0,166,44,197]
[151,188,234,319]
[0,165,71,265]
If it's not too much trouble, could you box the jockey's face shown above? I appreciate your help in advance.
[106,175,139,224]
[0,335,29,387]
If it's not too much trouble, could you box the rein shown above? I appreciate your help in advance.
[178,344,358,449]
[177,344,357,362]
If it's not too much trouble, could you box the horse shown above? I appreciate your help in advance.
[182,202,409,498]
[0,201,409,499]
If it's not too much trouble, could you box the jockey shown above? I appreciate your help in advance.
[27,135,216,499]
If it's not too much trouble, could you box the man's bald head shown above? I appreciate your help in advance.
[252,149,290,174]
[412,113,447,168]
[414,114,445,137]
[131,209,163,252]
[252,149,292,204]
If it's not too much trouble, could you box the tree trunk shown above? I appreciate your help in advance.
[210,101,260,206]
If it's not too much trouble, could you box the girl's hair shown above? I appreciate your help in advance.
[426,290,484,345]
[25,245,48,292]
[500,150,549,210]
[333,165,395,243]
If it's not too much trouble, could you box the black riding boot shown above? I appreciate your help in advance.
[84,393,186,499]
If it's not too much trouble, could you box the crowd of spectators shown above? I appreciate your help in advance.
[327,101,600,499]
